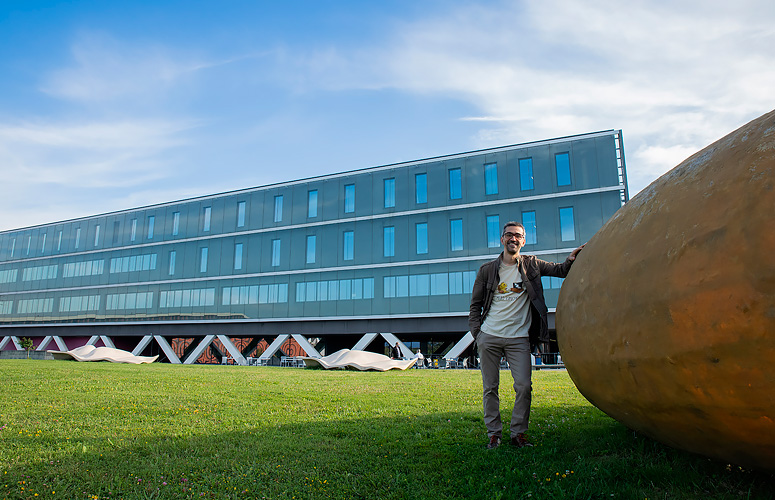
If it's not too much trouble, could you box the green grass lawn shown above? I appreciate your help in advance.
[0,360,772,499]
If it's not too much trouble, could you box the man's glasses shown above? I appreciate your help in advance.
[503,232,525,239]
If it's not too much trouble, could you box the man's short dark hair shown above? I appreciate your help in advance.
[502,221,525,235]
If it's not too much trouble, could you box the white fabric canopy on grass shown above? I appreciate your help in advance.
[303,349,416,371]
[49,345,158,364]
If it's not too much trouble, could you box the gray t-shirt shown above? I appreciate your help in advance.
[480,260,532,338]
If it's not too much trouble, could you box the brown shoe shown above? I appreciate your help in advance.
[510,433,534,448]
[486,435,501,449]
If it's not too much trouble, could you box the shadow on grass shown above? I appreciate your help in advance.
[3,404,774,500]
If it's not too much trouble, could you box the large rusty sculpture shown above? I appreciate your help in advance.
[556,109,775,471]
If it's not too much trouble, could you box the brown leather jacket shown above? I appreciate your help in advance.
[468,252,574,351]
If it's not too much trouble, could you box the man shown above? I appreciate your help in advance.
[390,342,403,360]
[469,221,583,449]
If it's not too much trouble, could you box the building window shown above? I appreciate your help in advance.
[237,201,246,227]
[112,221,120,245]
[416,223,428,255]
[343,230,354,260]
[169,250,176,275]
[147,216,155,239]
[306,235,316,264]
[522,211,537,245]
[202,206,211,232]
[75,228,81,249]
[559,207,575,241]
[274,195,283,222]
[307,190,318,218]
[384,226,395,257]
[415,173,427,204]
[271,239,281,267]
[344,184,355,213]
[200,247,208,273]
[449,168,462,200]
[484,163,498,195]
[41,233,47,253]
[232,243,243,270]
[10,238,15,258]
[130,219,137,242]
[94,225,100,247]
[57,231,62,252]
[486,215,500,248]
[26,236,31,255]
[519,158,534,191]
[384,178,395,208]
[450,219,463,251]
[172,211,180,236]
[556,152,571,186]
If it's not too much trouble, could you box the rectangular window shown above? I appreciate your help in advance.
[415,173,427,204]
[271,239,281,267]
[10,238,15,258]
[383,226,395,257]
[274,195,283,222]
[199,247,208,273]
[147,216,155,239]
[237,201,246,227]
[344,184,355,213]
[484,163,498,195]
[94,225,100,247]
[202,206,211,232]
[519,158,534,191]
[57,231,62,252]
[559,207,575,241]
[130,219,137,242]
[486,215,500,248]
[41,233,47,253]
[112,222,120,245]
[450,219,463,251]
[449,168,462,200]
[556,152,571,186]
[306,235,316,264]
[343,230,354,260]
[522,211,537,245]
[75,228,81,249]
[307,190,318,218]
[172,211,180,235]
[26,236,31,255]
[234,243,243,270]
[384,178,395,208]
[416,223,428,255]
[169,250,176,275]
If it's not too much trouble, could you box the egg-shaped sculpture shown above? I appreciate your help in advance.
[556,109,775,471]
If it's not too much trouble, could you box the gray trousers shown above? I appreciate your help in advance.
[477,333,532,438]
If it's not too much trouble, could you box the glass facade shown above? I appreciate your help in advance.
[0,130,627,346]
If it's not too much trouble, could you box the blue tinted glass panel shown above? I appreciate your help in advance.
[237,202,246,227]
[522,211,537,245]
[200,247,208,273]
[306,235,316,264]
[274,196,283,222]
[234,243,243,270]
[450,219,463,251]
[343,230,354,260]
[344,184,355,213]
[415,174,427,204]
[147,216,155,239]
[484,163,498,195]
[519,158,534,190]
[559,207,575,241]
[384,178,395,208]
[383,226,395,257]
[272,239,281,266]
[203,207,211,232]
[416,223,428,254]
[486,215,500,248]
[130,219,137,242]
[168,250,176,275]
[449,168,462,199]
[308,190,318,218]
[172,212,180,235]
[556,153,571,186]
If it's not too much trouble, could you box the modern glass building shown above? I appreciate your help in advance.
[0,130,627,364]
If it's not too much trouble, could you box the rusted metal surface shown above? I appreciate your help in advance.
[557,109,775,472]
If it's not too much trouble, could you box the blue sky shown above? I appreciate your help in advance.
[1,0,773,231]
